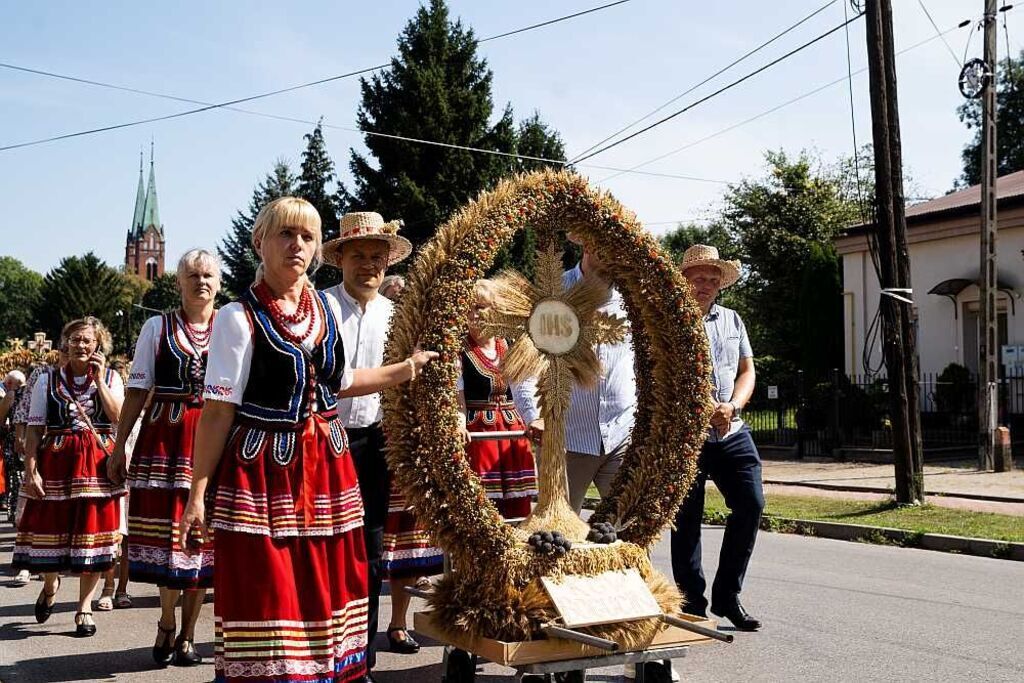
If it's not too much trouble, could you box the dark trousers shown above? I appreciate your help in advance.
[348,424,390,671]
[670,428,764,613]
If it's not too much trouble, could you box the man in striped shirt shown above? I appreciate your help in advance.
[512,245,635,513]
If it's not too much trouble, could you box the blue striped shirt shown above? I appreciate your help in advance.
[512,265,635,456]
[704,303,753,442]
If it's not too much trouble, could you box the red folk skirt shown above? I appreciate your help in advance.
[210,413,368,683]
[13,430,125,573]
[466,401,537,519]
[380,489,444,580]
[127,399,213,589]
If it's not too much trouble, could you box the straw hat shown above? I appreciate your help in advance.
[678,244,742,288]
[322,212,413,268]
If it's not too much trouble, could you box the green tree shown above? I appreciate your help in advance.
[32,253,132,348]
[958,54,1024,186]
[0,256,43,341]
[219,159,296,297]
[797,242,844,378]
[141,273,180,313]
[296,123,342,286]
[341,0,522,249]
[721,150,857,375]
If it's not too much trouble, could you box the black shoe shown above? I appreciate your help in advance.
[710,600,761,631]
[387,626,421,654]
[33,577,60,624]
[173,633,202,666]
[681,603,707,619]
[74,612,97,637]
[152,621,176,666]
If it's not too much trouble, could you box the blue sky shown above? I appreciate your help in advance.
[1,1,1014,275]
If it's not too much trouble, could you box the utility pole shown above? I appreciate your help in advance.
[865,0,925,503]
[978,0,1000,470]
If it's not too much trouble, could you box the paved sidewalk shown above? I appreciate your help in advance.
[760,458,1024,514]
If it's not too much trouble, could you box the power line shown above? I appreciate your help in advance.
[0,0,635,153]
[594,20,969,184]
[568,0,840,163]
[0,61,728,184]
[917,0,962,66]
[571,11,865,165]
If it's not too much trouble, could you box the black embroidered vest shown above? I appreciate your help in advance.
[462,339,513,405]
[152,313,207,404]
[45,368,115,432]
[236,288,347,429]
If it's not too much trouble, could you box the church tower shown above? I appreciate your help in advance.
[124,143,165,281]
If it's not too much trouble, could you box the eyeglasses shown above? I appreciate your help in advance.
[67,336,96,346]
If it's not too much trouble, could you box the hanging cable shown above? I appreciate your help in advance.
[917,0,963,66]
[567,0,840,163]
[593,19,966,184]
[0,0,635,153]
[569,12,865,165]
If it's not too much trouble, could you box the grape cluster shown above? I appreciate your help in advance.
[527,530,572,556]
[587,521,617,544]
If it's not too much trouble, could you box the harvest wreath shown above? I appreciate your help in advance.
[382,169,713,645]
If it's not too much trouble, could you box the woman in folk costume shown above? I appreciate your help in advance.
[458,279,537,518]
[14,317,125,637]
[107,248,221,667]
[180,197,437,683]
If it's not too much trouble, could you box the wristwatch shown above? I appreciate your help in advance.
[728,400,741,417]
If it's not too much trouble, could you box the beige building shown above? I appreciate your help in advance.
[835,172,1024,380]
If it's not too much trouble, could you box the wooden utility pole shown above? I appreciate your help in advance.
[865,0,925,503]
[978,0,1000,470]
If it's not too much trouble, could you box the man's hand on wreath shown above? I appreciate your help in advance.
[527,419,544,444]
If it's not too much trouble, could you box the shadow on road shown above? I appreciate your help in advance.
[1,644,217,682]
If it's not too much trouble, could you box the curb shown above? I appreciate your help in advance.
[582,498,1024,561]
[747,516,1024,562]
[761,479,1024,505]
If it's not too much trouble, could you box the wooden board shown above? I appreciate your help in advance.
[540,569,662,628]
[413,611,719,667]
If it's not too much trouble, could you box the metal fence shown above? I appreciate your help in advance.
[744,367,1024,457]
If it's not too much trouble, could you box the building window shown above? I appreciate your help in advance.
[145,257,158,281]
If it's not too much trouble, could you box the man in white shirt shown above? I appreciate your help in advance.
[322,211,412,682]
[512,243,635,513]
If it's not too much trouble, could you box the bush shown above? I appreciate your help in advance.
[934,362,973,414]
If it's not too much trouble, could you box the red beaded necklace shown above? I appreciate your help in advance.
[254,282,318,345]
[180,310,215,349]
[61,366,93,400]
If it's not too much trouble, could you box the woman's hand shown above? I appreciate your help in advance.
[408,349,439,372]
[24,469,45,499]
[178,497,207,553]
[106,444,127,485]
[88,352,107,380]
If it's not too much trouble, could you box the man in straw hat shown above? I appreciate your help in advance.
[323,211,413,680]
[672,244,764,632]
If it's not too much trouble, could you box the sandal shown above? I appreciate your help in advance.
[74,611,97,638]
[387,626,421,654]
[95,588,115,612]
[34,577,60,624]
[114,592,133,609]
[153,621,176,666]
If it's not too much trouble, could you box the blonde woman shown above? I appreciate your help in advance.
[15,317,125,637]
[180,197,437,682]
[108,248,220,667]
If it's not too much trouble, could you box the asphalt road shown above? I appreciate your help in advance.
[2,523,1022,682]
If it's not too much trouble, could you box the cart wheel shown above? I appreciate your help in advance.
[640,660,674,683]
[554,671,586,683]
[442,648,476,683]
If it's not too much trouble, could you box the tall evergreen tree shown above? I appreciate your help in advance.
[219,160,296,297]
[0,256,43,341]
[342,0,520,249]
[32,253,132,347]
[296,122,342,286]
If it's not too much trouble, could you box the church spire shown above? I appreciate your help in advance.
[130,149,145,238]
[142,141,162,235]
